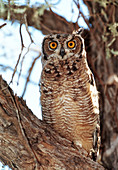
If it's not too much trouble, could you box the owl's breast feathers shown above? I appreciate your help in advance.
[40,56,99,152]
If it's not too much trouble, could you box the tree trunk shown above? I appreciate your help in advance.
[83,1,118,169]
[0,75,104,169]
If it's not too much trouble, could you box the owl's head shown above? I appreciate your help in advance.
[42,28,85,65]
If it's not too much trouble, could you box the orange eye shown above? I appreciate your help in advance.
[67,41,75,49]
[49,41,58,50]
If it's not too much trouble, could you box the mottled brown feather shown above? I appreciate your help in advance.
[40,32,99,153]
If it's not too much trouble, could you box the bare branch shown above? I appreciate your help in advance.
[21,53,41,97]
[0,75,104,169]
[0,23,7,29]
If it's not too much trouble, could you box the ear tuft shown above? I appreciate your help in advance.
[72,28,84,35]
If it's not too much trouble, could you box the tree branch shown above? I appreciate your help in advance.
[0,4,78,34]
[0,75,104,169]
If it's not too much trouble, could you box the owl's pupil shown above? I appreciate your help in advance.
[70,43,73,46]
[52,43,55,47]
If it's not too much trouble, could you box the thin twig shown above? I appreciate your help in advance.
[17,43,32,86]
[19,23,25,49]
[9,23,24,85]
[73,0,91,30]
[24,13,34,43]
[21,53,41,97]
[0,23,7,29]
[0,64,38,86]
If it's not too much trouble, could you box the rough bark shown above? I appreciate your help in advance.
[0,75,104,169]
[83,1,118,169]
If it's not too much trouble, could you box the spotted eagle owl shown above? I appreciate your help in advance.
[40,29,99,154]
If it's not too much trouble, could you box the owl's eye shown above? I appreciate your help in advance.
[67,41,76,49]
[49,41,58,50]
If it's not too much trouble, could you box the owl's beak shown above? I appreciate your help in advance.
[60,47,66,58]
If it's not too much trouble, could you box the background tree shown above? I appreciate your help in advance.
[0,0,118,169]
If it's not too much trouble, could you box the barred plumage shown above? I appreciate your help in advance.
[40,29,99,153]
